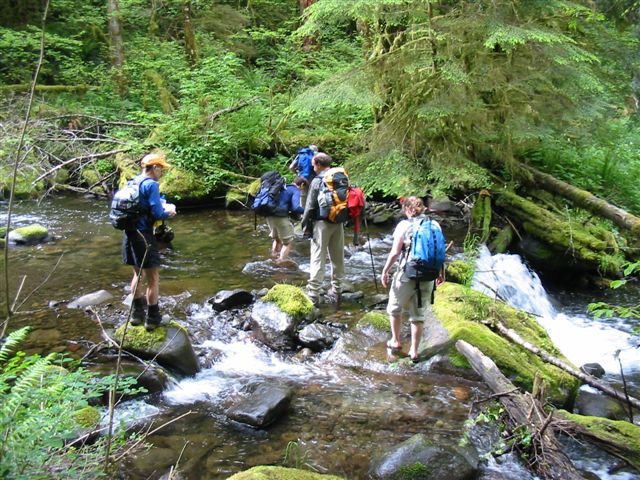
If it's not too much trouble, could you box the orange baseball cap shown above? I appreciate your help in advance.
[141,153,172,169]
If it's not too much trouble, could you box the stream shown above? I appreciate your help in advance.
[1,196,639,479]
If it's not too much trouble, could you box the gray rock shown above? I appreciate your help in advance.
[297,323,340,352]
[208,289,254,311]
[119,325,200,376]
[68,289,113,309]
[250,301,301,351]
[342,291,364,301]
[89,357,170,398]
[417,313,453,360]
[575,387,629,421]
[226,383,293,428]
[580,363,605,378]
[369,433,478,480]
[430,198,460,214]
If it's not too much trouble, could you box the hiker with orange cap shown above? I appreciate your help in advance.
[122,153,177,330]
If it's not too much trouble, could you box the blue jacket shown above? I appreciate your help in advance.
[274,184,304,217]
[295,147,316,182]
[135,175,170,231]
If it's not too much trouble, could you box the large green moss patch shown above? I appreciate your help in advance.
[357,310,390,333]
[114,321,185,351]
[262,284,314,318]
[433,283,579,406]
[227,466,344,480]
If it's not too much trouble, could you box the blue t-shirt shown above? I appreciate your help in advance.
[135,175,169,231]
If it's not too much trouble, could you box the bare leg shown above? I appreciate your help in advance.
[271,239,282,258]
[279,242,292,262]
[409,321,424,359]
[144,267,160,306]
[389,314,402,349]
[130,267,145,299]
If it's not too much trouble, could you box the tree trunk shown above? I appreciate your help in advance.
[107,0,125,69]
[518,163,640,237]
[299,0,316,14]
[456,340,586,480]
[491,320,640,411]
[183,0,198,66]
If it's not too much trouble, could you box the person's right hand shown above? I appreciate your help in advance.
[381,271,390,289]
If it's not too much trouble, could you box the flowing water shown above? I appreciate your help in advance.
[1,197,638,479]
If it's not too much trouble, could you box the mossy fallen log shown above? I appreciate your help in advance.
[471,190,492,243]
[494,189,625,275]
[433,283,579,407]
[518,163,640,237]
[456,340,585,480]
[555,410,640,472]
[488,225,514,254]
[0,84,92,93]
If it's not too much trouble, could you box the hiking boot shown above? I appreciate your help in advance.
[324,290,341,304]
[130,297,147,326]
[145,304,162,331]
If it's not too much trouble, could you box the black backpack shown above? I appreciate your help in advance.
[252,170,285,216]
[109,176,151,230]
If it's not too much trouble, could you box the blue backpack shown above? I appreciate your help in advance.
[295,147,316,181]
[404,218,446,282]
[252,170,285,216]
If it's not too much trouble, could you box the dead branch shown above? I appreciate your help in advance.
[491,320,640,411]
[32,148,128,184]
[208,96,258,124]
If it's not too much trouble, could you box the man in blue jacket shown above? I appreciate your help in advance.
[122,153,177,330]
[266,176,306,262]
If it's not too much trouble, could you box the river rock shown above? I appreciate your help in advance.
[250,300,301,351]
[430,198,460,214]
[226,383,294,428]
[115,322,200,376]
[89,357,170,399]
[580,363,605,378]
[297,323,341,352]
[369,433,478,480]
[417,312,453,361]
[227,466,344,479]
[7,224,49,245]
[208,289,254,311]
[574,386,628,421]
[68,289,114,309]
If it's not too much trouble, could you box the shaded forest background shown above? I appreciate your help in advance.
[2,0,640,213]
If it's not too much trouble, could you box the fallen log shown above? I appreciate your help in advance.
[491,320,640,412]
[456,340,586,480]
[517,163,640,237]
[32,148,128,184]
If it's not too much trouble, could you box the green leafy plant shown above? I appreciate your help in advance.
[282,440,313,470]
[0,326,141,479]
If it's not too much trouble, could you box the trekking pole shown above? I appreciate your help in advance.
[363,214,379,293]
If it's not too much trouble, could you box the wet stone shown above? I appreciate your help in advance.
[580,363,605,378]
[297,323,341,352]
[208,289,254,312]
[369,433,479,480]
[226,383,294,428]
[68,289,114,309]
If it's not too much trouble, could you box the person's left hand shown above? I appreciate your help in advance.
[381,271,390,289]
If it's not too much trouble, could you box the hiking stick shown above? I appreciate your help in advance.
[363,215,379,293]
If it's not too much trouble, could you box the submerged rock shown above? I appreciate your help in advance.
[225,383,294,428]
[369,433,478,480]
[114,322,200,376]
[227,466,344,480]
[575,387,629,421]
[68,289,114,309]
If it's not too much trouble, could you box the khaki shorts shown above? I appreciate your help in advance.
[266,216,295,244]
[386,271,434,323]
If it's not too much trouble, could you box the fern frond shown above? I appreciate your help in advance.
[0,326,30,364]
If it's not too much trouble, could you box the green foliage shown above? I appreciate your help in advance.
[282,440,312,470]
[0,326,141,479]
[588,260,640,325]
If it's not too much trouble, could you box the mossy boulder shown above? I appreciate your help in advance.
[0,165,44,199]
[7,224,49,245]
[114,321,200,376]
[357,311,390,333]
[262,284,314,319]
[0,227,6,238]
[227,466,345,480]
[72,406,101,428]
[161,167,210,204]
[433,283,579,407]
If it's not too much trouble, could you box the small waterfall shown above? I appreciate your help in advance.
[471,246,639,373]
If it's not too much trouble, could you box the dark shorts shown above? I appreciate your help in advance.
[122,230,161,268]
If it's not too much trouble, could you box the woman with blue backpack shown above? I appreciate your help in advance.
[380,196,446,362]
